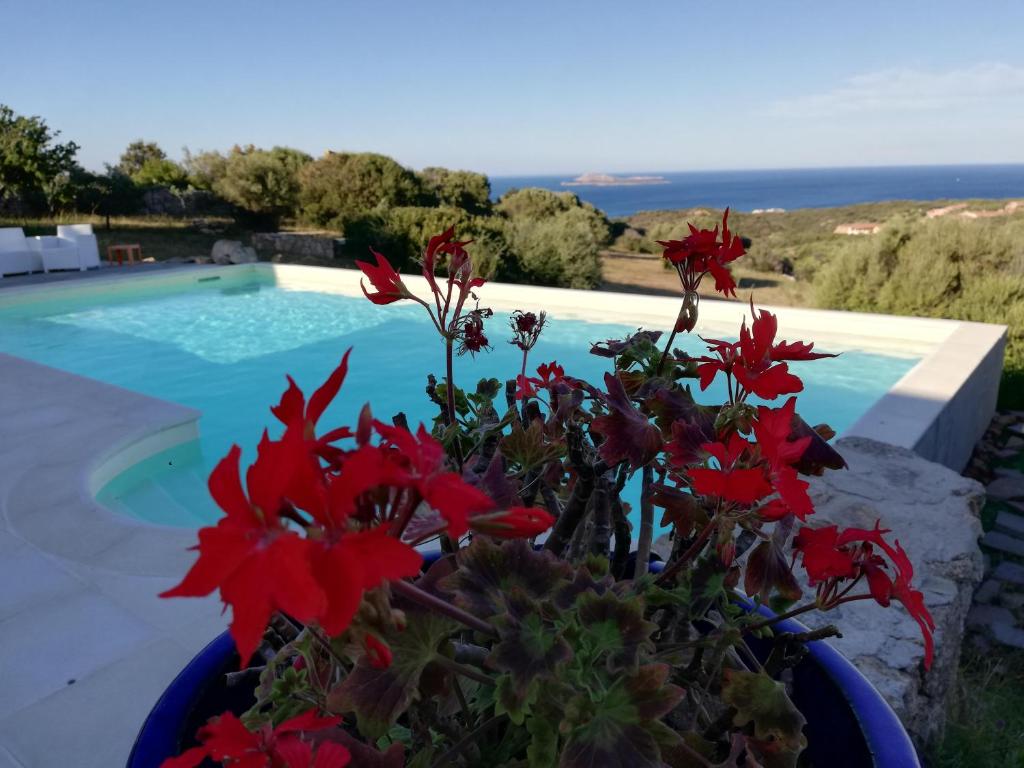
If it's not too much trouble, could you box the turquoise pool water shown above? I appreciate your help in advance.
[0,273,920,528]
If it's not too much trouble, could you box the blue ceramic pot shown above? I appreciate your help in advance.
[128,558,920,767]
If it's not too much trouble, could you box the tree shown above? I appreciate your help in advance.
[418,167,492,213]
[298,152,424,227]
[183,148,228,191]
[133,157,189,189]
[73,168,141,228]
[214,145,312,230]
[0,104,79,207]
[117,140,166,177]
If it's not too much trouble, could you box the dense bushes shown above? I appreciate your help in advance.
[815,216,1024,407]
[500,194,609,288]
[417,167,491,214]
[298,152,424,227]
[0,103,610,288]
[300,173,610,289]
[212,146,311,229]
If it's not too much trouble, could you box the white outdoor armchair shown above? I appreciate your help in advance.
[56,224,101,270]
[0,227,42,277]
[28,235,81,273]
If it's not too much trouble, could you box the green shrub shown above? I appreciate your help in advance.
[298,152,424,227]
[498,188,609,289]
[815,216,1024,407]
[343,205,512,281]
[214,146,311,230]
[508,208,604,289]
[417,167,491,214]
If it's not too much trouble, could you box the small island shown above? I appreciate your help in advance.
[561,172,670,187]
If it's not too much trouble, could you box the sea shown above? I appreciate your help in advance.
[489,164,1024,218]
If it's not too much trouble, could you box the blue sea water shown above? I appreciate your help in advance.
[0,275,918,528]
[490,165,1024,218]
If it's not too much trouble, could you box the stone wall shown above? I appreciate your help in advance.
[800,436,984,749]
[139,187,233,218]
[251,232,345,262]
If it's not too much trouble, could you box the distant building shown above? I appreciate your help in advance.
[833,222,881,236]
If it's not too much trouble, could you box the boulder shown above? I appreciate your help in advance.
[797,437,984,749]
[211,240,258,265]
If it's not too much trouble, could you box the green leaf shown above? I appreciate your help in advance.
[495,674,538,726]
[326,610,457,740]
[575,590,658,672]
[721,669,807,761]
[499,420,565,470]
[468,377,503,407]
[526,702,560,768]
[489,593,573,699]
[559,664,684,768]
[439,538,572,620]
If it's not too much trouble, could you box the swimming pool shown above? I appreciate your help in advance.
[0,270,920,528]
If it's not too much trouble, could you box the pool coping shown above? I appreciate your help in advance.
[266,263,1007,470]
[0,262,1006,766]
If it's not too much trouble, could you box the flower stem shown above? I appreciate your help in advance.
[392,579,497,638]
[434,653,496,687]
[743,593,875,634]
[429,715,504,768]
[656,326,680,376]
[445,337,457,428]
[634,465,654,578]
[656,517,717,584]
[444,336,465,470]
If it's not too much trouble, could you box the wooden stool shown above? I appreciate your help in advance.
[107,244,142,266]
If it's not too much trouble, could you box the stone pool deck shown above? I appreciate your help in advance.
[0,355,225,768]
[0,264,1008,764]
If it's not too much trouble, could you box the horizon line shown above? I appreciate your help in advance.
[487,161,1024,179]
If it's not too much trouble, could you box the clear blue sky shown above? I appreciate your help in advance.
[4,0,1024,175]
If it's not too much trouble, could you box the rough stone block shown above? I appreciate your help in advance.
[986,474,1024,501]
[982,531,1024,557]
[798,437,984,749]
[990,621,1024,649]
[994,560,1024,585]
[967,603,1014,629]
[995,511,1024,537]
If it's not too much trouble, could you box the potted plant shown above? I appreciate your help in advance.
[141,215,930,767]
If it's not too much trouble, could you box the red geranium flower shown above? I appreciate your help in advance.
[424,226,484,298]
[686,433,773,506]
[696,303,835,401]
[161,709,348,768]
[516,360,568,400]
[356,249,409,305]
[374,421,495,537]
[751,397,814,520]
[313,524,423,636]
[793,522,935,668]
[160,431,327,664]
[657,208,746,297]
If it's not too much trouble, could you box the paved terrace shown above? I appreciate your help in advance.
[0,264,1007,765]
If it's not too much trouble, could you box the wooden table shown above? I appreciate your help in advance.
[107,244,142,266]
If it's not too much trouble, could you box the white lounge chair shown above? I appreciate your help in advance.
[0,227,42,278]
[28,235,81,273]
[56,224,101,270]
